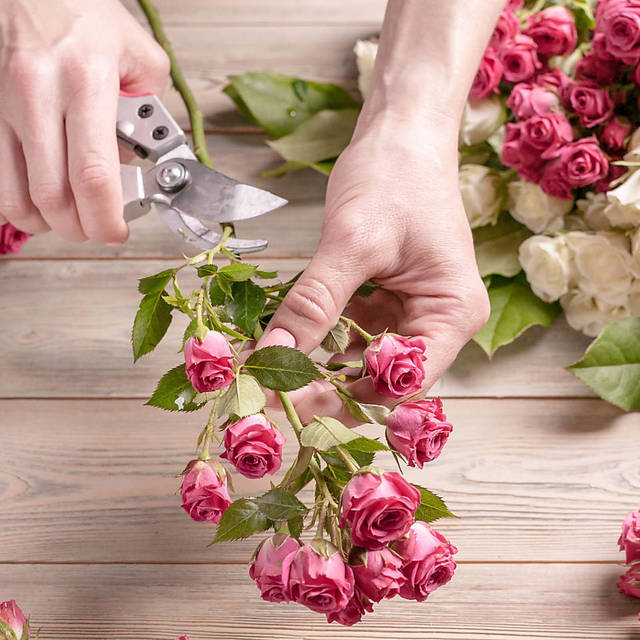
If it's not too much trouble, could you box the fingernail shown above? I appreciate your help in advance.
[257,328,296,349]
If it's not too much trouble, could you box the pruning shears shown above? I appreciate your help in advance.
[117,91,287,253]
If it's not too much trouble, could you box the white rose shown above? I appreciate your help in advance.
[354,39,378,100]
[560,289,630,337]
[519,235,573,302]
[460,96,505,147]
[508,180,573,233]
[603,169,640,228]
[576,192,610,231]
[487,125,506,156]
[631,227,640,278]
[565,231,633,306]
[458,164,504,228]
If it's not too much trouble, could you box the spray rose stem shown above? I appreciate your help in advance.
[198,397,220,461]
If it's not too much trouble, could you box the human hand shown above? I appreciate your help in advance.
[258,112,490,423]
[0,0,169,243]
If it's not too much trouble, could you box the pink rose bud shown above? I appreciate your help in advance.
[520,112,573,159]
[501,123,545,183]
[499,34,541,83]
[386,398,453,468]
[576,51,621,86]
[618,510,640,565]
[559,138,609,188]
[184,331,235,393]
[249,534,301,603]
[0,600,28,639]
[489,10,521,52]
[175,636,189,640]
[326,587,373,626]
[392,522,458,602]
[0,222,31,255]
[602,116,632,151]
[506,83,559,120]
[180,459,232,524]
[540,159,573,200]
[351,547,406,602]
[618,564,640,599]
[221,414,285,479]
[596,1,640,64]
[364,334,426,399]
[282,543,355,614]
[524,7,577,57]
[470,48,504,100]
[339,471,421,550]
[537,68,572,98]
[567,81,614,128]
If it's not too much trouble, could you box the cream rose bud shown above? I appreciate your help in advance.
[458,164,504,228]
[565,231,633,307]
[576,193,611,231]
[604,170,640,228]
[560,289,630,337]
[508,180,573,233]
[459,96,505,147]
[354,39,378,100]
[519,235,573,302]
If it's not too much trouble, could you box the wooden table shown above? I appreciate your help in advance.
[1,2,639,638]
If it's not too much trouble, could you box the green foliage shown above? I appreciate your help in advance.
[225,280,266,335]
[211,498,271,543]
[473,213,531,278]
[288,515,304,538]
[132,291,173,361]
[300,416,359,451]
[413,485,457,523]
[146,365,203,412]
[138,268,176,295]
[256,488,308,520]
[321,318,351,354]
[209,278,226,306]
[567,317,640,411]
[196,265,218,278]
[244,345,322,391]
[339,394,391,425]
[216,374,267,419]
[218,263,257,282]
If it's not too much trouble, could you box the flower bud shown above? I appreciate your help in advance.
[184,331,235,393]
[0,600,28,640]
[180,459,232,524]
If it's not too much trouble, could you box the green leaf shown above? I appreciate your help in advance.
[218,263,257,281]
[354,280,380,297]
[209,278,227,306]
[216,374,267,418]
[225,280,267,335]
[267,109,359,164]
[256,488,308,521]
[181,318,198,351]
[146,364,203,412]
[473,213,531,278]
[255,269,278,279]
[473,275,560,357]
[132,292,173,361]
[244,345,322,391]
[138,268,175,295]
[320,318,350,354]
[567,317,640,412]
[339,393,391,425]
[197,264,218,278]
[224,71,360,138]
[413,484,457,523]
[326,360,364,372]
[288,515,304,539]
[211,498,271,543]
[344,436,389,453]
[287,465,314,495]
[300,416,358,451]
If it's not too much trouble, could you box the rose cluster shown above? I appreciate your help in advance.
[0,222,31,256]
[617,509,640,623]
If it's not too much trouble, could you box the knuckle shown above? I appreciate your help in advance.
[65,53,111,93]
[72,157,114,197]
[462,283,491,336]
[148,43,170,77]
[30,183,69,213]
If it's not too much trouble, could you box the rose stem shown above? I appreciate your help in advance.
[340,316,374,343]
[198,398,219,461]
[334,446,360,473]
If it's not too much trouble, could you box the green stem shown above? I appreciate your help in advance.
[195,289,206,332]
[315,502,327,539]
[277,391,304,438]
[335,446,360,474]
[340,316,374,344]
[199,398,218,460]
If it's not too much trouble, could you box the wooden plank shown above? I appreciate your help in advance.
[1,398,635,563]
[2,563,639,639]
[0,259,592,398]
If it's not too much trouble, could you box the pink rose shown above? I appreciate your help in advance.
[184,331,235,393]
[576,51,621,86]
[470,48,504,99]
[339,471,421,550]
[595,162,627,192]
[596,0,640,63]
[364,334,426,399]
[489,10,521,51]
[221,414,284,479]
[500,34,541,83]
[392,522,458,602]
[175,637,189,640]
[501,123,545,182]
[0,601,28,639]
[282,543,355,614]
[326,588,373,626]
[567,81,613,128]
[540,159,573,200]
[618,565,640,598]
[618,510,640,565]
[559,138,609,188]
[180,459,232,524]
[537,68,572,101]
[524,7,577,56]
[506,83,559,119]
[521,112,573,159]
[601,116,632,151]
[351,547,406,602]
[386,398,453,468]
[0,222,31,255]
[249,534,301,603]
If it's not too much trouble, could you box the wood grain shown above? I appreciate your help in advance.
[3,563,639,639]
[0,259,592,398]
[1,398,635,563]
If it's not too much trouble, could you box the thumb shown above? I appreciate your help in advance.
[257,242,368,354]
